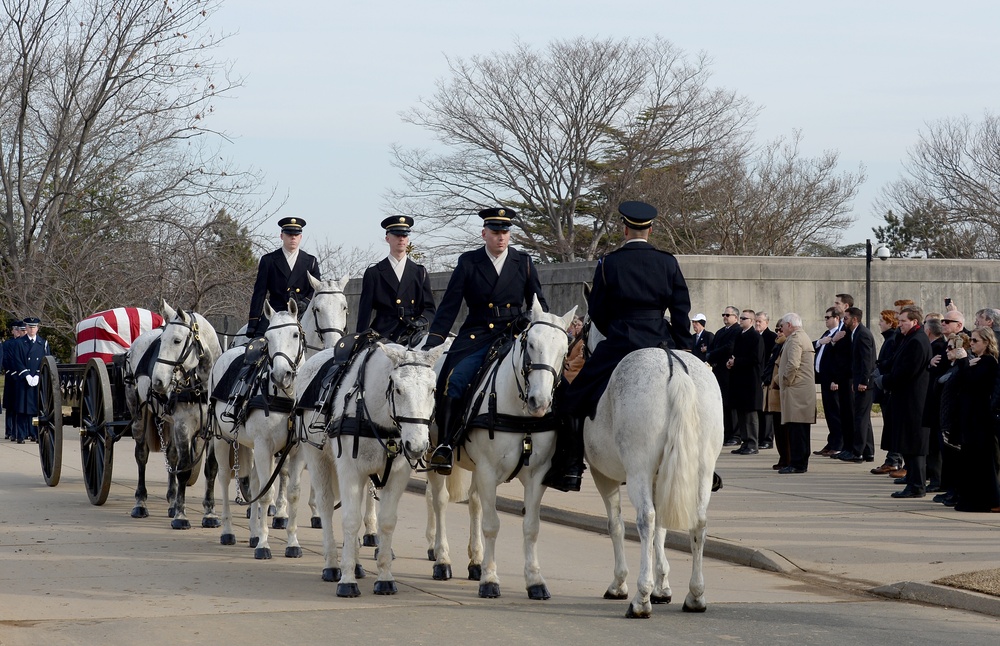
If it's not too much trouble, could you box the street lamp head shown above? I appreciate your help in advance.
[876,245,891,261]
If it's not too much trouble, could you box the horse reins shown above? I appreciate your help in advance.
[307,289,348,352]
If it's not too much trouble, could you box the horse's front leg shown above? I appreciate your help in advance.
[624,477,656,618]
[372,464,410,595]
[361,483,379,548]
[131,425,150,518]
[472,465,502,599]
[521,458,550,600]
[283,445,304,558]
[215,439,237,545]
[201,440,220,528]
[250,443,276,559]
[467,479,483,581]
[306,446,341,582]
[248,455,263,549]
[591,467,629,600]
[335,464,366,597]
[170,468,192,530]
[271,456,290,530]
[426,470,453,580]
[683,517,709,613]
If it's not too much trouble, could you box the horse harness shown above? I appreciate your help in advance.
[463,319,566,483]
[305,287,348,353]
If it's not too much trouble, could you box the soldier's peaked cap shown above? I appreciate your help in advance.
[479,207,515,231]
[23,316,41,325]
[381,215,414,235]
[278,217,305,234]
[619,201,657,229]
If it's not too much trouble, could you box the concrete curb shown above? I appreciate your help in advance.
[870,581,1000,618]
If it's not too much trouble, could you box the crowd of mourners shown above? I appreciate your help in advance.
[679,295,1000,512]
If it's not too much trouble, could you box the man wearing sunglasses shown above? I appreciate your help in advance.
[707,306,741,446]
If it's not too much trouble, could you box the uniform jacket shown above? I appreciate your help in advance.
[730,326,763,411]
[248,248,322,330]
[10,334,50,415]
[881,325,932,455]
[428,246,547,374]
[778,328,816,424]
[355,257,436,342]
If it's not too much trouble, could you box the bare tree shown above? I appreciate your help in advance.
[390,36,758,262]
[0,0,264,326]
[878,112,1000,256]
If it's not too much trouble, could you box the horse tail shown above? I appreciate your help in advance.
[656,354,702,530]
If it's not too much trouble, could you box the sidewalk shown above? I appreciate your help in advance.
[458,416,1000,616]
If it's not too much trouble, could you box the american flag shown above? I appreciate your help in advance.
[75,308,165,363]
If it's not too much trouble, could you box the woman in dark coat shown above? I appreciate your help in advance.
[873,310,901,472]
[950,327,1000,512]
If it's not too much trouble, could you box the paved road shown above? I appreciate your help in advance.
[1,421,999,645]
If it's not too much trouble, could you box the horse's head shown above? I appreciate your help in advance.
[264,301,305,393]
[379,342,446,458]
[151,301,206,396]
[520,299,577,416]
[303,273,350,351]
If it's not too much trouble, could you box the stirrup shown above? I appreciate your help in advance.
[429,445,453,475]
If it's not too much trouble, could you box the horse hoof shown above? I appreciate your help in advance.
[220,533,236,546]
[426,548,436,562]
[311,516,322,529]
[603,590,628,600]
[254,547,272,560]
[373,580,397,595]
[374,547,395,561]
[249,536,259,548]
[527,584,550,600]
[267,504,277,517]
[625,603,651,618]
[354,563,366,579]
[322,568,342,582]
[362,533,379,547]
[336,582,361,598]
[271,517,287,530]
[651,594,671,604]
[432,564,452,581]
[130,506,148,519]
[285,546,303,558]
[478,582,501,599]
[682,600,707,613]
[170,518,190,530]
[202,517,221,529]
[468,564,482,581]
[168,506,176,518]
[245,508,251,519]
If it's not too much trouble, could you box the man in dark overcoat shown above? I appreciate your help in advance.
[10,317,50,443]
[707,306,741,445]
[553,201,693,491]
[424,207,548,475]
[247,217,322,336]
[2,321,22,440]
[754,312,778,449]
[879,306,932,498]
[355,216,436,345]
[844,307,877,464]
[728,309,764,454]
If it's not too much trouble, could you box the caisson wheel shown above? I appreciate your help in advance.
[37,356,63,486]
[80,358,114,505]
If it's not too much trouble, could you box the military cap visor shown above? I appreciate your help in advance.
[619,200,657,229]
[278,216,305,233]
[12,320,25,330]
[381,215,414,236]
[23,316,41,325]
[479,207,515,231]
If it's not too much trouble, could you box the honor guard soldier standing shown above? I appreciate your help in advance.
[2,320,24,440]
[247,217,321,336]
[355,216,436,345]
[10,317,50,444]
[424,207,548,474]
[549,201,694,491]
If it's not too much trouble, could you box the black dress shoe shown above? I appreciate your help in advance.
[722,438,740,447]
[831,450,852,460]
[932,492,952,503]
[893,477,907,484]
[813,446,831,456]
[863,456,875,462]
[736,447,759,455]
[891,488,925,499]
[838,452,863,463]
[759,442,773,450]
[778,466,807,474]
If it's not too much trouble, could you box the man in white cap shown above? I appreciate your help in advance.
[11,317,49,443]
[691,313,713,362]
[247,216,321,336]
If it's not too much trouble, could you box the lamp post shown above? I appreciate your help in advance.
[865,239,890,328]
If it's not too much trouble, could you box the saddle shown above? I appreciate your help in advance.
[133,337,162,381]
[298,331,381,417]
[212,337,269,426]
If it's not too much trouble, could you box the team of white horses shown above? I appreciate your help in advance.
[118,278,723,618]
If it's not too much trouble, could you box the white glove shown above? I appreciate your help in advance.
[26,375,39,387]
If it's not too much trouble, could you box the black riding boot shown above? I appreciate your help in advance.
[543,415,586,492]
[429,397,465,476]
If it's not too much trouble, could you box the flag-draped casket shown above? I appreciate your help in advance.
[74,308,165,363]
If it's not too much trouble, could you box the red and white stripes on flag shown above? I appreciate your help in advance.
[75,308,165,363]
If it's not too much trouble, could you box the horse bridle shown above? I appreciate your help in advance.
[514,319,568,404]
[154,312,207,393]
[308,289,348,352]
[266,320,306,387]
[383,361,437,461]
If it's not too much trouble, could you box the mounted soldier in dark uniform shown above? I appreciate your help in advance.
[424,207,548,474]
[247,217,321,336]
[548,201,695,491]
[355,216,436,347]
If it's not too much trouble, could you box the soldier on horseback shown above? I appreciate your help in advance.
[549,201,695,492]
[247,217,321,336]
[424,207,548,475]
[355,216,436,346]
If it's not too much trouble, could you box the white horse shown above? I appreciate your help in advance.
[126,303,224,529]
[426,300,577,599]
[585,325,723,617]
[210,274,350,558]
[294,341,444,596]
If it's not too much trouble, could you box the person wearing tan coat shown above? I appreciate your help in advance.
[777,313,817,473]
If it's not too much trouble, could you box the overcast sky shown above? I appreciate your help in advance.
[208,0,998,259]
